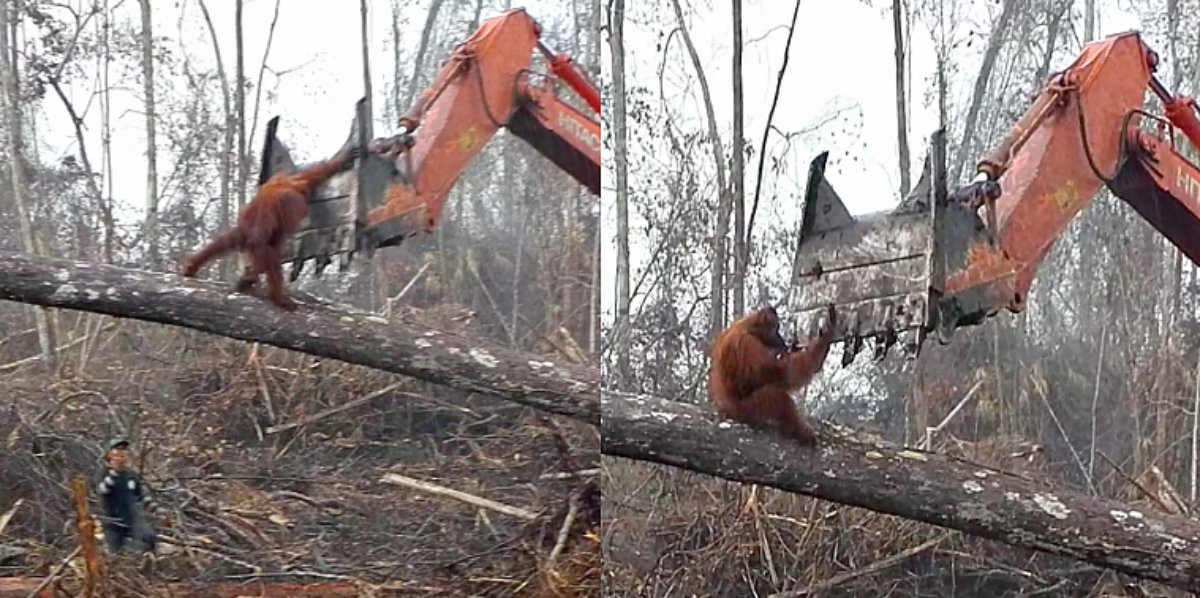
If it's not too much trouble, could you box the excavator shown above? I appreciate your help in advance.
[787,31,1200,364]
[255,8,600,279]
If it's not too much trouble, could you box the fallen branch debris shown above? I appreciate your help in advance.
[380,472,540,520]
[771,533,949,597]
[265,382,405,435]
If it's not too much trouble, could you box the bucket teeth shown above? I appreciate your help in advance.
[787,129,952,363]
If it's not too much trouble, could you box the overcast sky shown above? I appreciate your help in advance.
[598,0,1142,323]
[37,0,394,219]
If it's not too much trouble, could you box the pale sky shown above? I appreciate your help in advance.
[599,0,1142,325]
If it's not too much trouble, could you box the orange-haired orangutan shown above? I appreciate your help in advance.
[708,305,836,446]
[180,146,360,310]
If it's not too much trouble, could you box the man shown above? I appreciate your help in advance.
[94,438,157,554]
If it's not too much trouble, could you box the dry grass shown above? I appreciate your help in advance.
[601,435,1187,598]
[0,307,597,596]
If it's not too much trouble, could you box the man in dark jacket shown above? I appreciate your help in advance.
[94,438,157,554]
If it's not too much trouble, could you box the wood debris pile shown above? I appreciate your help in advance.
[0,307,596,596]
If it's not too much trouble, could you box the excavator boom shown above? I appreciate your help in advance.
[787,31,1200,363]
[257,9,600,277]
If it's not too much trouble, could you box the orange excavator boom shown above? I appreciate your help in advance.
[787,31,1200,363]
[257,9,600,277]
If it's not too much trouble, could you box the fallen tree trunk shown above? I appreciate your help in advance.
[0,252,597,425]
[601,389,1200,592]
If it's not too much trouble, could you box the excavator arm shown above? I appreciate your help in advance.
[257,9,600,278]
[787,31,1200,363]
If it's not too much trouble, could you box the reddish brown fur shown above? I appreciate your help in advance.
[708,306,835,446]
[180,148,358,310]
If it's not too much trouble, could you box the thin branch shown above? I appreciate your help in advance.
[746,0,802,263]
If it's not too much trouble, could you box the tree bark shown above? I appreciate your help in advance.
[892,0,910,197]
[951,0,1018,183]
[138,0,160,269]
[610,0,631,386]
[731,0,745,316]
[0,252,598,425]
[669,0,729,338]
[602,390,1200,591]
[1,0,56,368]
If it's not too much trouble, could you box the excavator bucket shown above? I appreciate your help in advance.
[259,98,398,280]
[786,130,979,363]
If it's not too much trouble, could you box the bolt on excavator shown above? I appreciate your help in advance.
[255,9,599,279]
[787,31,1200,364]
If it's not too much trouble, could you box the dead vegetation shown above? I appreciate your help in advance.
[602,435,1195,598]
[0,305,598,597]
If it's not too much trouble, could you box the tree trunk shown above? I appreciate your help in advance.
[1169,0,1183,324]
[0,251,599,425]
[1084,0,1094,43]
[470,0,484,30]
[138,0,160,269]
[245,0,282,176]
[892,0,910,197]
[669,0,729,339]
[0,0,55,368]
[360,0,376,310]
[100,0,115,263]
[610,0,631,386]
[236,0,246,209]
[951,0,1019,183]
[731,0,745,316]
[391,0,401,119]
[198,0,232,279]
[590,210,600,354]
[588,0,599,77]
[1034,0,1067,84]
[403,0,446,111]
[602,389,1200,592]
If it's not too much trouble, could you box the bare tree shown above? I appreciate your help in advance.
[1169,0,1183,323]
[236,0,246,208]
[893,0,910,196]
[0,0,55,367]
[139,0,160,269]
[669,0,729,339]
[99,0,115,262]
[951,0,1019,182]
[391,0,402,118]
[198,0,233,279]
[611,0,630,385]
[731,0,745,316]
[403,0,446,111]
[747,0,800,275]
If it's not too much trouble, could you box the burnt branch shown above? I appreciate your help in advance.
[0,252,598,425]
[601,389,1200,592]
